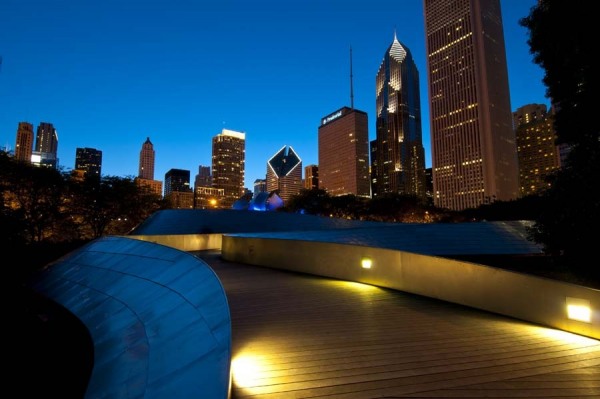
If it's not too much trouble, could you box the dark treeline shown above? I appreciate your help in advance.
[1,151,166,282]
[2,146,595,286]
[281,188,545,224]
[2,148,545,283]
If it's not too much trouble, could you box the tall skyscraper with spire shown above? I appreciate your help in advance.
[212,129,245,208]
[371,33,426,199]
[135,137,162,197]
[15,121,33,163]
[424,0,518,210]
[138,137,155,180]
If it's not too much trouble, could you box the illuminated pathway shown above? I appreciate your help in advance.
[197,251,600,399]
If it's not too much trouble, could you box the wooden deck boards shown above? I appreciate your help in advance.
[196,251,600,399]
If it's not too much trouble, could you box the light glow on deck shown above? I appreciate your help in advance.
[231,354,266,389]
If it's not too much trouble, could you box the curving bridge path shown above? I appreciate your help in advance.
[197,251,600,399]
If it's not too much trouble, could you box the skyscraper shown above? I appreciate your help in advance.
[35,122,58,155]
[164,168,193,209]
[319,107,370,197]
[165,168,191,195]
[266,145,302,203]
[135,137,162,197]
[212,129,245,208]
[371,34,426,199]
[513,103,560,197]
[304,165,319,190]
[34,122,58,168]
[138,137,155,180]
[15,122,33,163]
[424,0,519,210]
[75,147,102,178]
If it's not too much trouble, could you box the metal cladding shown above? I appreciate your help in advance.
[29,236,232,399]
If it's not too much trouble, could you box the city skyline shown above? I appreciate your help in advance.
[0,0,546,189]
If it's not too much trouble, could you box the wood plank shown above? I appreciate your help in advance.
[195,251,600,399]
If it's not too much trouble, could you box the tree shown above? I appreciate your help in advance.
[520,1,600,278]
[0,151,27,247]
[366,193,430,222]
[1,154,68,243]
[68,175,165,238]
[284,188,332,215]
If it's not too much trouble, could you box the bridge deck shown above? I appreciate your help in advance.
[197,251,600,399]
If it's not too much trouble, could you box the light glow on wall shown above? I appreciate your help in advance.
[361,258,372,269]
[566,297,592,323]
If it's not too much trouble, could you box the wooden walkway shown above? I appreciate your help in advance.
[197,251,600,399]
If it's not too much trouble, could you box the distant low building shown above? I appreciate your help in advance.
[194,186,225,209]
[136,178,163,198]
[165,191,194,209]
[253,179,267,197]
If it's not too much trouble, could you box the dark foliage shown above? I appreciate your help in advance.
[460,195,546,222]
[520,1,600,279]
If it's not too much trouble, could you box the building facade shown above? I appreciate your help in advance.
[138,137,155,180]
[164,168,191,195]
[135,178,163,197]
[513,104,561,197]
[34,122,58,168]
[371,35,426,199]
[75,147,102,178]
[253,179,267,196]
[194,186,225,209]
[266,145,302,203]
[319,107,370,197]
[424,0,519,210]
[212,129,245,208]
[15,121,34,163]
[194,165,212,189]
[304,165,319,190]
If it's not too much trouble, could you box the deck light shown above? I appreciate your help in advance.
[566,297,591,323]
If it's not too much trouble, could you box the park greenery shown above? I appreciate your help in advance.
[1,151,166,282]
[519,1,599,280]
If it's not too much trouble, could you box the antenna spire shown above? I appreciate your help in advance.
[350,46,354,110]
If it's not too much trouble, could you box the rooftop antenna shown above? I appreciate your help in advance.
[350,46,354,110]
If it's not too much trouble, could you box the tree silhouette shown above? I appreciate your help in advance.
[520,1,600,278]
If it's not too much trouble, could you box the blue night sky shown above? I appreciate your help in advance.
[1,0,547,189]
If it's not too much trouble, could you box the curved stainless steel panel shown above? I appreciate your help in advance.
[30,236,231,399]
